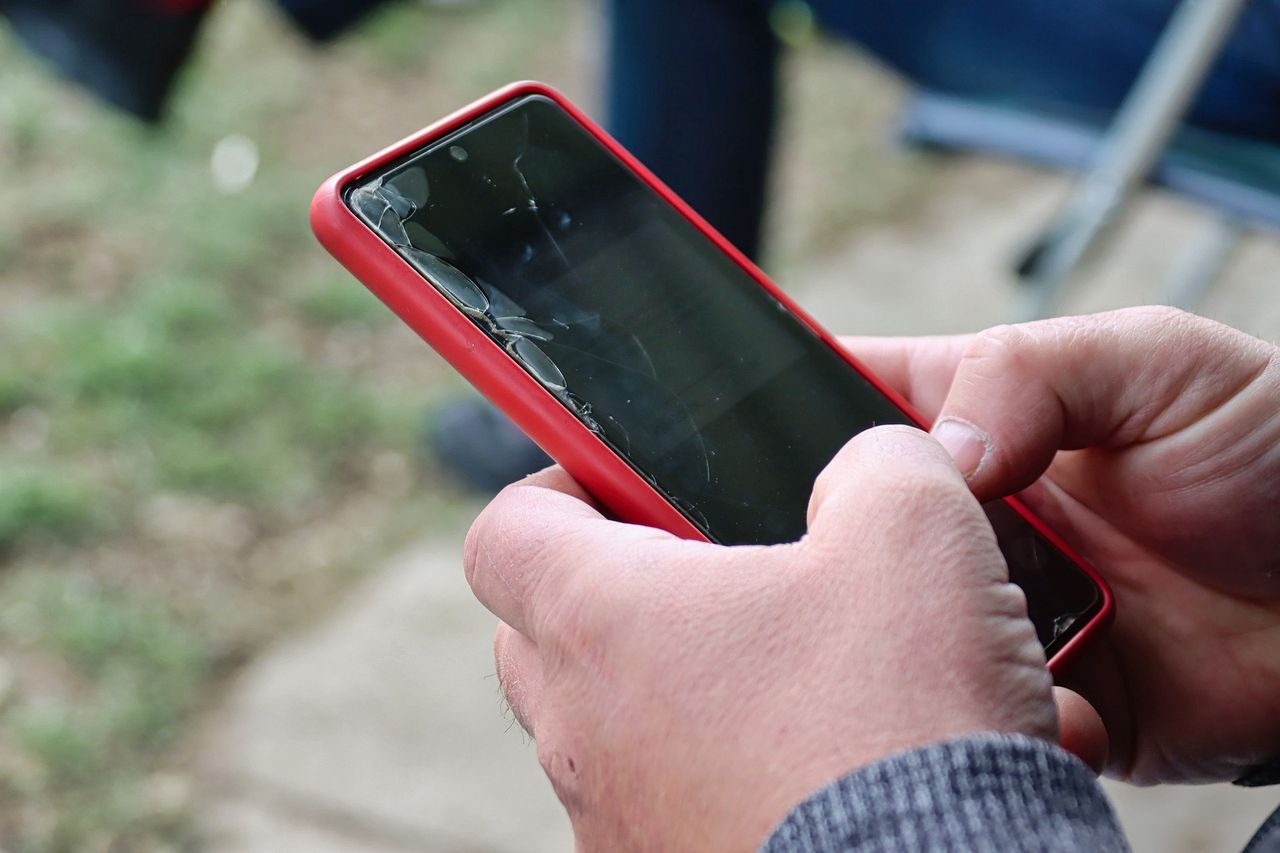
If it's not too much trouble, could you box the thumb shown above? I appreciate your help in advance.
[805,425,995,579]
[805,426,1058,747]
[930,307,1270,500]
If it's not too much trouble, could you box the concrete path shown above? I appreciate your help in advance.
[196,158,1280,852]
[196,534,573,853]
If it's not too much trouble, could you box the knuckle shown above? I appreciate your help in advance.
[840,425,952,485]
[962,323,1037,379]
[879,454,970,511]
[811,427,978,548]
[989,579,1032,622]
[968,322,1028,356]
[461,514,486,591]
[912,465,970,505]
[1108,305,1197,355]
[462,490,512,591]
[524,533,606,646]
[463,481,542,593]
[856,423,929,453]
[1129,303,1192,329]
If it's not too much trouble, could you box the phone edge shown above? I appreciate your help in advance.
[309,80,1114,674]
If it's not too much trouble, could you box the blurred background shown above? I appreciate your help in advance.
[1,0,1278,850]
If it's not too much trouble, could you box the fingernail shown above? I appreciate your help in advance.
[932,418,989,479]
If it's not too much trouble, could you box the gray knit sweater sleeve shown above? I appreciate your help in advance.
[762,734,1128,853]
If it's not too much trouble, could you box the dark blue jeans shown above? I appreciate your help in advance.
[607,0,1280,258]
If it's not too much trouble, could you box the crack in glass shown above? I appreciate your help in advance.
[338,93,1100,652]
[350,126,712,507]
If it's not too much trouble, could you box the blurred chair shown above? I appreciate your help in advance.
[897,0,1280,318]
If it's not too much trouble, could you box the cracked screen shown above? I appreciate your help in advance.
[346,94,1100,653]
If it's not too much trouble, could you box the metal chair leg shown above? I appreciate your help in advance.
[1014,0,1251,321]
[1163,213,1242,309]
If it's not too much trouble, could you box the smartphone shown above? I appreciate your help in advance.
[311,81,1112,670]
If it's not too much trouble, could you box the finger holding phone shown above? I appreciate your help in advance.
[310,84,1280,849]
[853,306,1280,785]
[314,84,1111,669]
[465,426,1059,851]
[465,305,1280,850]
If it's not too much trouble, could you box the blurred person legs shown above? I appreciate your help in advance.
[275,0,400,41]
[434,0,785,493]
[0,0,213,120]
[606,0,1280,261]
[0,0,399,121]
[435,0,1279,496]
[608,0,781,260]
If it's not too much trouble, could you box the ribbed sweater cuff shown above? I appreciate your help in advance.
[762,733,1127,853]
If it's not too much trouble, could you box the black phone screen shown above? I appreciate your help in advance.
[347,94,1101,654]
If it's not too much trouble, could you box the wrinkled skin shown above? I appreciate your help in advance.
[463,306,1280,851]
[465,427,1057,852]
[852,306,1280,784]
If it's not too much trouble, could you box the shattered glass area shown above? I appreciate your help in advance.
[348,98,819,542]
[348,95,1098,652]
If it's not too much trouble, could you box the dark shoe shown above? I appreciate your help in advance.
[427,398,551,495]
[274,0,396,42]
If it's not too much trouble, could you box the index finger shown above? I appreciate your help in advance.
[934,307,1280,500]
[839,334,971,422]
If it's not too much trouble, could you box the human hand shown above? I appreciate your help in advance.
[465,427,1056,852]
[848,306,1280,784]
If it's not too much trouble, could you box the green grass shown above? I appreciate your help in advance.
[0,472,102,554]
[293,274,389,327]
[0,3,439,847]
[0,0,567,842]
[1,572,207,851]
[0,279,405,513]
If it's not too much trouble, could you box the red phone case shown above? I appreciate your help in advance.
[311,80,1113,672]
